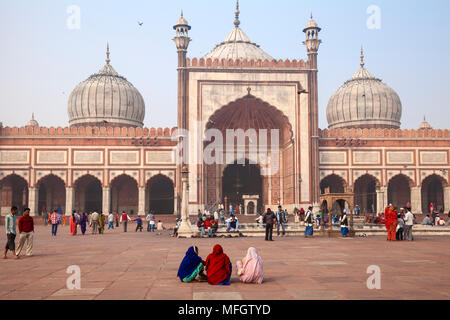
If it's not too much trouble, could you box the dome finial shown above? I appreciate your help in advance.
[106,42,111,64]
[234,0,240,27]
[32,112,35,121]
[360,46,365,68]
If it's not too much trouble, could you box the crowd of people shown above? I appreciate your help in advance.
[4,200,450,260]
[177,245,263,285]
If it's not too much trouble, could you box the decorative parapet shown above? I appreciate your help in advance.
[186,57,308,69]
[319,128,450,139]
[0,126,178,138]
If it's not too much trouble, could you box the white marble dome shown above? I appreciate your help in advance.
[68,51,145,128]
[327,57,402,130]
[203,3,273,62]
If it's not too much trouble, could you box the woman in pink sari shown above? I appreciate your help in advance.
[70,213,77,236]
[236,247,263,284]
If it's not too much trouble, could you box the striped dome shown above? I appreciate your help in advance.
[68,57,145,128]
[326,65,402,129]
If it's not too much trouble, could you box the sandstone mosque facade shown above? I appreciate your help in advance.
[0,3,449,217]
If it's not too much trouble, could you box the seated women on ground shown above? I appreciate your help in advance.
[236,247,264,284]
[205,244,232,285]
[177,246,207,283]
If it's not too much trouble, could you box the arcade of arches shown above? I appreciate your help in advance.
[203,94,295,212]
[319,173,450,215]
[0,173,176,216]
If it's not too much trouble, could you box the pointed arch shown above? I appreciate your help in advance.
[354,174,380,213]
[320,174,347,194]
[0,174,29,214]
[146,174,174,214]
[387,174,413,208]
[74,174,103,213]
[421,174,447,213]
[110,174,138,214]
[37,174,66,214]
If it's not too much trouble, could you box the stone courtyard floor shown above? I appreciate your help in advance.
[1,224,449,300]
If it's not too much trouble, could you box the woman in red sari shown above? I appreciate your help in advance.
[385,205,397,241]
[70,213,77,236]
[205,244,232,285]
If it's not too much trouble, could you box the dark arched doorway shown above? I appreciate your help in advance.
[74,175,102,213]
[421,175,446,213]
[388,174,412,208]
[320,174,346,194]
[222,159,263,213]
[354,174,378,214]
[0,174,28,215]
[38,175,66,214]
[147,175,174,214]
[111,175,138,214]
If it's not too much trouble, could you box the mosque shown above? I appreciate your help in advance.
[0,2,449,217]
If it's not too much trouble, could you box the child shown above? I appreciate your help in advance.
[157,220,165,231]
[134,217,143,232]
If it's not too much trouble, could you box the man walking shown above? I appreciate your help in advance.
[264,208,276,241]
[276,205,287,237]
[16,208,34,257]
[304,206,314,238]
[50,210,59,236]
[91,211,99,234]
[404,208,414,241]
[3,206,19,259]
[108,212,114,229]
[120,211,131,232]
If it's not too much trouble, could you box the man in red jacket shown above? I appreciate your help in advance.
[16,208,34,257]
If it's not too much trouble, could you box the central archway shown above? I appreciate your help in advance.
[222,159,263,213]
[204,94,295,208]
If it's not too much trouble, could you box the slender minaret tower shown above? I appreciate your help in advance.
[303,14,322,210]
[173,11,192,217]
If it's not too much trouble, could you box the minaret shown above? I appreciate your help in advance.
[173,10,191,134]
[303,14,322,211]
[173,11,192,218]
[303,13,322,68]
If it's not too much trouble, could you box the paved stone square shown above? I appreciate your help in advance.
[1,224,449,300]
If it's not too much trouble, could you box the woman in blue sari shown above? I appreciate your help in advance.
[177,246,207,283]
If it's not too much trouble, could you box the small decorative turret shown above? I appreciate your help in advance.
[419,116,432,130]
[173,10,191,53]
[26,113,39,127]
[303,13,322,68]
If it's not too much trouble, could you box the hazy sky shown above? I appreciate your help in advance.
[0,0,449,129]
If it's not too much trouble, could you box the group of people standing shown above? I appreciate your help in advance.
[177,244,263,285]
[384,205,415,241]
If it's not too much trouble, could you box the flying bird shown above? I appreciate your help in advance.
[138,21,143,26]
